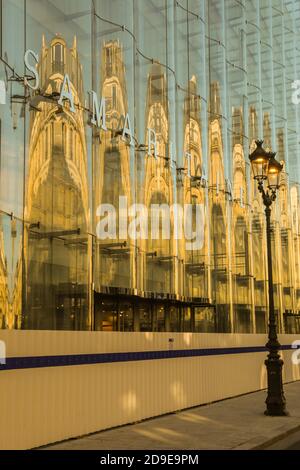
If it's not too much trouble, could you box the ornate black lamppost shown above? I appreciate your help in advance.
[249,140,287,416]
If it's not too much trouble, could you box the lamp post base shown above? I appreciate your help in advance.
[264,354,288,416]
[264,410,288,416]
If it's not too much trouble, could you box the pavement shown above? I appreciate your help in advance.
[43,381,300,451]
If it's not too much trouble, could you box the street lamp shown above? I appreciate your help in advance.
[249,140,287,416]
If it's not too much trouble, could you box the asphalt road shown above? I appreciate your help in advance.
[265,430,300,450]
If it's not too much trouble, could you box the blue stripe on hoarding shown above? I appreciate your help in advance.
[0,344,293,371]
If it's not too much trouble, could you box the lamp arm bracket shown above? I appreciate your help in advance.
[257,180,277,207]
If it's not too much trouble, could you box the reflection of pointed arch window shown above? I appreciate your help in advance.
[52,42,64,63]
[52,42,65,74]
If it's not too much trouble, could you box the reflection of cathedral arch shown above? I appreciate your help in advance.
[209,82,232,332]
[97,40,131,206]
[209,116,227,263]
[182,76,207,298]
[183,77,204,216]
[94,40,132,290]
[144,64,173,294]
[23,35,89,330]
[232,143,248,276]
[208,83,230,330]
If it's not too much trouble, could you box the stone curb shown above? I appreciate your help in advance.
[233,423,300,450]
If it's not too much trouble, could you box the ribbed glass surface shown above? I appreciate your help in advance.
[0,0,300,334]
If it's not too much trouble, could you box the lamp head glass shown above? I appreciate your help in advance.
[249,140,270,180]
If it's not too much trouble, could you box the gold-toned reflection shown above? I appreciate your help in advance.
[291,185,300,329]
[0,218,8,328]
[23,35,90,330]
[277,163,293,330]
[0,216,22,330]
[249,107,268,332]
[92,40,135,331]
[94,40,132,293]
[231,107,252,332]
[208,82,230,332]
[181,77,215,331]
[1,30,300,334]
[144,63,173,295]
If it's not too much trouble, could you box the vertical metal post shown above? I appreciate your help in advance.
[264,203,287,416]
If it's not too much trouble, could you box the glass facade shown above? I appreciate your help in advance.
[1,0,300,333]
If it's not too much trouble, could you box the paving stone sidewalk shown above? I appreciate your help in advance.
[44,381,300,450]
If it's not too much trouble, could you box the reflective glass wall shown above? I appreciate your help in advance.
[1,0,300,333]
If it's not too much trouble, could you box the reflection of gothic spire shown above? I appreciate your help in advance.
[183,76,202,178]
[276,128,284,162]
[263,112,271,150]
[102,41,125,82]
[94,40,132,291]
[146,63,168,119]
[98,40,131,202]
[279,159,287,186]
[232,107,244,147]
[184,75,201,125]
[143,63,172,294]
[101,40,128,119]
[144,62,169,180]
[209,81,221,119]
[144,64,170,193]
[249,106,258,144]
[72,35,77,54]
[22,35,89,329]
